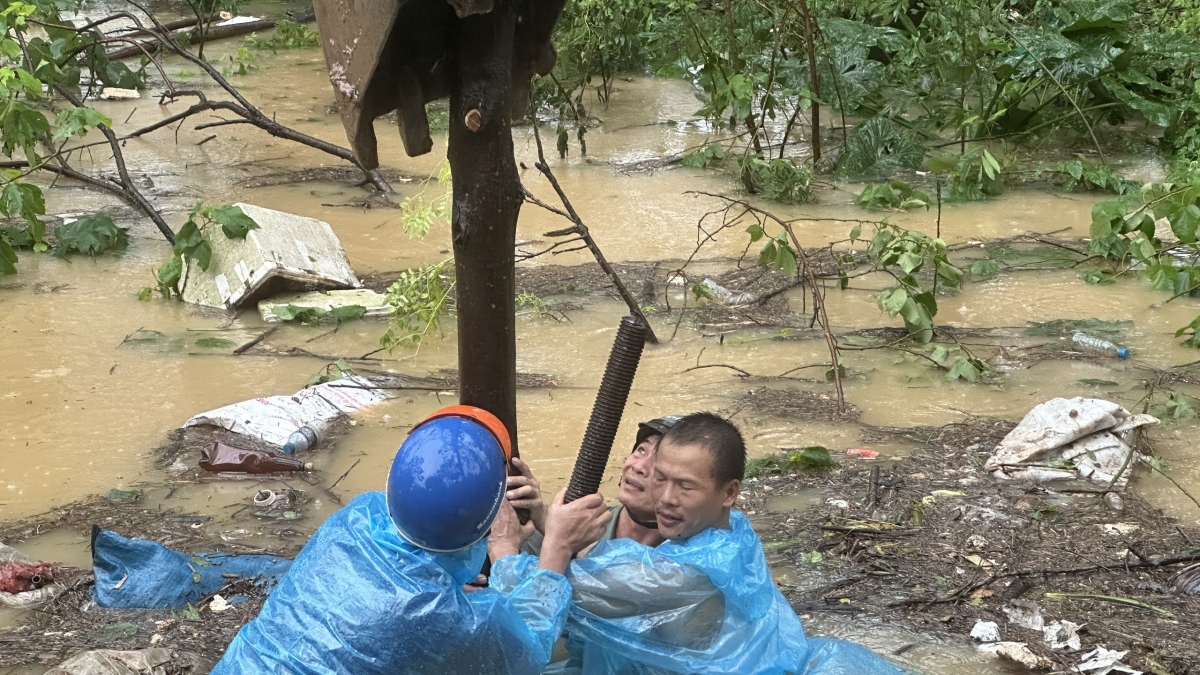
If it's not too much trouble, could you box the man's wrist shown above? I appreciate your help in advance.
[489,544,520,560]
[536,540,573,574]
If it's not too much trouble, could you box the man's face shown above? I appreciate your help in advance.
[619,434,660,520]
[653,438,739,541]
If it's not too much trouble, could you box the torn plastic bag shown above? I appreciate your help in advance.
[564,510,901,674]
[212,491,571,675]
[45,648,199,675]
[986,398,1158,488]
[184,375,385,447]
[91,527,292,609]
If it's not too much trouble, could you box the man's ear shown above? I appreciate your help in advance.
[721,479,740,508]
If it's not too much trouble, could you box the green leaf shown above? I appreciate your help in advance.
[930,345,949,363]
[787,446,836,470]
[0,181,45,227]
[330,304,367,322]
[746,223,765,243]
[137,286,152,301]
[53,106,111,139]
[209,205,259,240]
[174,220,204,252]
[849,224,862,242]
[0,237,16,274]
[970,259,999,280]
[946,355,982,382]
[193,240,212,271]
[1171,204,1200,244]
[155,255,183,297]
[1080,268,1116,285]
[881,287,908,315]
[53,214,128,258]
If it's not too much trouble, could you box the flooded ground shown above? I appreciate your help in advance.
[2,13,1199,674]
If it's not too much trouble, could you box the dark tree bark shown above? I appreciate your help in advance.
[448,1,522,455]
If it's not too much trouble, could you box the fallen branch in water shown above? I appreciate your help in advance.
[523,121,658,343]
[683,192,847,413]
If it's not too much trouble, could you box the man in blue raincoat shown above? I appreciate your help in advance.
[563,412,903,675]
[211,405,612,675]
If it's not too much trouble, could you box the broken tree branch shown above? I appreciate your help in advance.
[690,192,846,412]
[122,1,393,194]
[51,84,176,243]
[528,121,658,343]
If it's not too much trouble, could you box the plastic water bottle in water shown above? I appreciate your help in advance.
[282,424,323,454]
[1071,332,1129,359]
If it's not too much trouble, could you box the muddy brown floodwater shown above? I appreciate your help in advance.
[2,21,1200,675]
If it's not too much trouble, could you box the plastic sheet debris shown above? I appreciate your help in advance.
[1044,620,1083,651]
[978,641,1053,669]
[986,398,1158,488]
[180,203,360,310]
[1173,562,1200,595]
[212,492,571,674]
[846,448,879,459]
[1073,647,1143,674]
[700,278,759,305]
[216,15,264,26]
[184,375,385,447]
[1003,600,1045,631]
[91,527,292,609]
[45,648,199,675]
[0,542,68,609]
[98,87,140,100]
[258,289,389,322]
[209,594,232,613]
[970,620,1001,642]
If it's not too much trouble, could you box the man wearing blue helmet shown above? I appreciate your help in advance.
[211,405,612,675]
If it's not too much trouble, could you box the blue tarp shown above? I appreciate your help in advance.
[90,526,292,609]
[562,510,903,675]
[212,491,572,675]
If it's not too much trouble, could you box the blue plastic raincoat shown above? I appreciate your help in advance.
[212,491,570,675]
[562,510,902,675]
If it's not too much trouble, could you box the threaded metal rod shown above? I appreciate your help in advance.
[564,316,649,503]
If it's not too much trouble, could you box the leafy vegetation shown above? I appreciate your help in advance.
[746,446,836,478]
[857,181,931,211]
[274,304,366,326]
[381,260,454,350]
[540,0,1200,205]
[0,0,144,273]
[854,222,964,343]
[246,21,320,53]
[400,162,452,239]
[148,205,259,300]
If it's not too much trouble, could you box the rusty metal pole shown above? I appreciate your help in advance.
[447,1,522,455]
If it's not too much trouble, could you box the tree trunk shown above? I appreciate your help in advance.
[447,1,522,455]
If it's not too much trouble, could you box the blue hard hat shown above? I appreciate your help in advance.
[386,406,510,552]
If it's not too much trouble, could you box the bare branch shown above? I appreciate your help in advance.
[527,122,659,343]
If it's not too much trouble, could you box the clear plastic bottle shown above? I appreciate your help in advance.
[282,423,325,454]
[1071,332,1129,359]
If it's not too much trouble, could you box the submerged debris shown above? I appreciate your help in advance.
[743,418,1200,674]
[739,387,861,422]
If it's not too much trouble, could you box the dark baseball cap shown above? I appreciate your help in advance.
[633,415,683,449]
